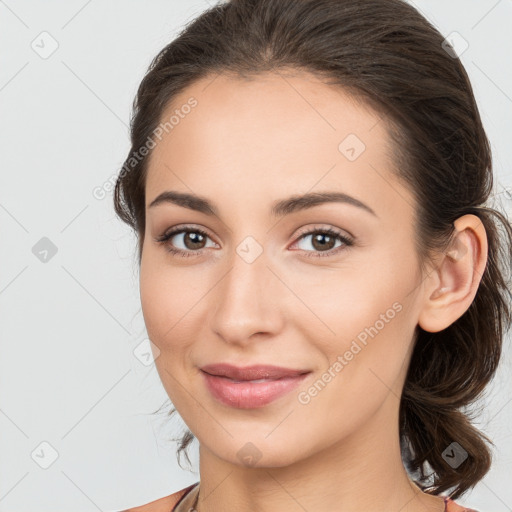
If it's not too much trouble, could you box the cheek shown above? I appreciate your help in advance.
[139,253,183,347]
[294,297,413,444]
[289,260,405,343]
[139,255,211,357]
[139,260,165,340]
[139,260,198,401]
[294,250,417,382]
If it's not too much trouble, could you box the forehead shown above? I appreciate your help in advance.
[145,71,413,220]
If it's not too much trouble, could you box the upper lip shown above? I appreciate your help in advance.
[200,363,311,381]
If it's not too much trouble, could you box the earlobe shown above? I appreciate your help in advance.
[418,214,488,333]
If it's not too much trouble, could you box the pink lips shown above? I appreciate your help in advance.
[200,363,311,409]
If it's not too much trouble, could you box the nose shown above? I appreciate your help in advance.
[208,248,284,346]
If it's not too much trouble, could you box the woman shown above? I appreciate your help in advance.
[115,0,512,510]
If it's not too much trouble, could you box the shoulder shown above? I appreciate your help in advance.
[120,483,199,512]
[445,496,480,512]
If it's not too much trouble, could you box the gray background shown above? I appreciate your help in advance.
[0,1,511,510]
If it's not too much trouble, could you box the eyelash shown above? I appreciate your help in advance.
[154,225,354,259]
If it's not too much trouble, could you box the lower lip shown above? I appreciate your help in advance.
[201,371,310,409]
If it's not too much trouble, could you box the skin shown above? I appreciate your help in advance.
[138,70,488,512]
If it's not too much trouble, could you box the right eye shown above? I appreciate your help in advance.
[155,225,218,258]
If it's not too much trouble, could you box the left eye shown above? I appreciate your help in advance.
[291,228,354,258]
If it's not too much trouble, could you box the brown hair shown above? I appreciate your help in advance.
[114,0,512,500]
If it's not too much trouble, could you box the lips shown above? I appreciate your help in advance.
[200,363,310,381]
[200,364,312,408]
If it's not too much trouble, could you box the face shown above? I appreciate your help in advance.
[140,71,427,468]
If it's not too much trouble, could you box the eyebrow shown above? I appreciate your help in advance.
[148,190,377,218]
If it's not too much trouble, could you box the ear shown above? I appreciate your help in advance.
[418,214,488,333]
